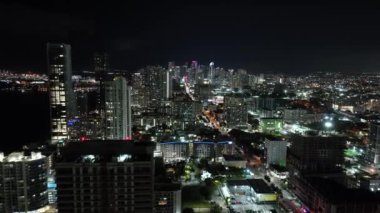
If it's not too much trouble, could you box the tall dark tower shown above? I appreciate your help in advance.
[94,52,109,72]
[47,43,76,144]
[94,52,110,116]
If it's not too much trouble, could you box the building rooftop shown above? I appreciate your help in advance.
[227,179,274,194]
[223,155,245,161]
[247,179,274,194]
[57,140,155,163]
[0,152,45,162]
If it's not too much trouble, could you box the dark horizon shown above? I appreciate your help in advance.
[1,0,380,73]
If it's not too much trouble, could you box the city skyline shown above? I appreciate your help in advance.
[1,1,380,212]
[1,1,380,73]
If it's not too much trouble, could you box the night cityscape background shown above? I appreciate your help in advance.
[1,1,380,213]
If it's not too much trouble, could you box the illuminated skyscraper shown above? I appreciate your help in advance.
[209,61,215,83]
[47,43,76,144]
[369,122,380,165]
[163,70,173,100]
[105,77,132,140]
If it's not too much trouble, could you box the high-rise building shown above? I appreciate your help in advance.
[288,136,345,175]
[369,122,380,165]
[94,52,110,116]
[143,66,165,104]
[94,52,110,72]
[295,177,380,213]
[224,94,248,128]
[131,72,148,108]
[231,69,248,89]
[287,136,347,209]
[55,141,155,213]
[209,62,215,83]
[0,152,48,212]
[172,97,202,129]
[76,92,88,116]
[163,70,173,100]
[47,43,76,144]
[105,77,132,140]
[168,61,175,71]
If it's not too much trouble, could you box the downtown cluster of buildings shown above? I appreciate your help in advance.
[1,43,380,212]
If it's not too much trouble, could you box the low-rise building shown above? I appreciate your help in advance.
[160,142,189,163]
[221,155,246,169]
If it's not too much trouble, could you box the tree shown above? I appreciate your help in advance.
[199,186,212,200]
[251,119,260,130]
[210,203,222,213]
[199,158,209,170]
[183,208,195,213]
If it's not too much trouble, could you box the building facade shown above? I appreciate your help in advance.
[105,77,132,140]
[0,152,48,212]
[55,141,155,213]
[154,183,181,213]
[265,139,287,167]
[369,123,380,165]
[47,43,76,144]
[160,142,189,163]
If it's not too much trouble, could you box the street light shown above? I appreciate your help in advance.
[324,121,333,129]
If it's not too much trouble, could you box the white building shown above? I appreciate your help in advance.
[160,142,189,163]
[221,155,246,169]
[265,139,287,167]
[105,77,132,140]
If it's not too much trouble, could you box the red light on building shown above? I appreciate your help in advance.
[80,136,89,142]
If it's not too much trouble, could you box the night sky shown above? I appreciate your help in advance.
[1,0,380,73]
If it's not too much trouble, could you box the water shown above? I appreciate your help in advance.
[0,91,50,152]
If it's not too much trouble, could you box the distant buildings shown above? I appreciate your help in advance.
[163,70,173,100]
[172,97,202,129]
[369,122,380,165]
[224,94,247,128]
[0,152,48,212]
[260,118,283,133]
[47,43,76,144]
[94,52,110,116]
[55,141,155,213]
[105,77,132,140]
[193,142,215,159]
[160,142,189,163]
[143,66,172,104]
[159,141,237,162]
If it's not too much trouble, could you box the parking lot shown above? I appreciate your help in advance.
[227,185,279,213]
